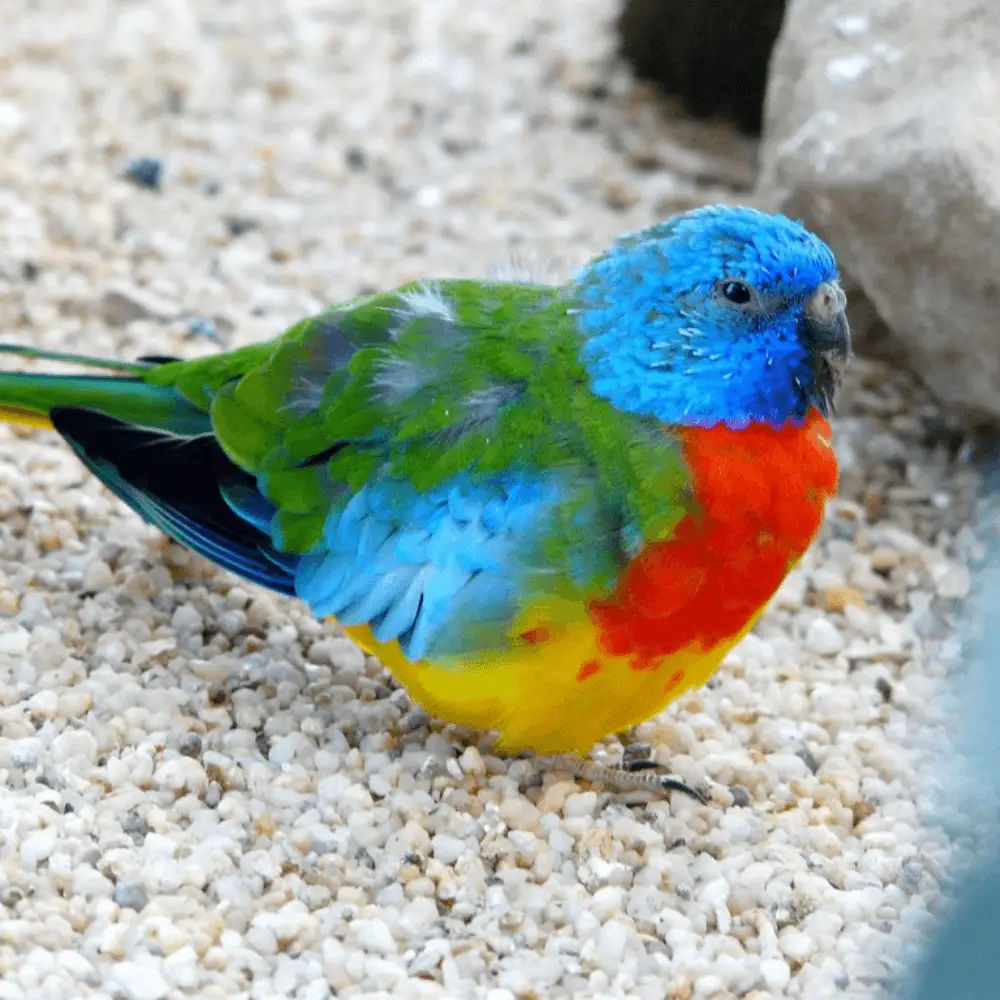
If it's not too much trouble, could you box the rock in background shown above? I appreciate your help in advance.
[618,0,786,134]
[758,0,1000,424]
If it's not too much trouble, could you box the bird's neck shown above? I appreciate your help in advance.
[674,408,839,534]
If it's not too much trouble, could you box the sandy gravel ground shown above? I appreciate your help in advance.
[0,2,985,998]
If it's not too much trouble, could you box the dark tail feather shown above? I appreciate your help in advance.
[51,407,296,595]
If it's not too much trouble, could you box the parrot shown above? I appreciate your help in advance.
[0,204,849,794]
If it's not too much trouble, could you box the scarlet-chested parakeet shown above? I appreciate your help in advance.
[0,205,849,790]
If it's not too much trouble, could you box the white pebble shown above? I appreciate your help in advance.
[563,791,598,818]
[805,618,844,655]
[780,927,817,963]
[766,752,809,781]
[107,961,170,1000]
[83,558,114,591]
[701,877,732,934]
[20,827,58,869]
[760,957,792,993]
[26,689,59,719]
[459,746,486,775]
[432,834,467,865]
[694,975,726,997]
[51,728,97,763]
[0,626,30,655]
[596,920,628,972]
[350,918,397,955]
[9,737,42,769]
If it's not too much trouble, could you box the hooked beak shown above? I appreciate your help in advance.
[802,280,851,414]
[805,281,851,360]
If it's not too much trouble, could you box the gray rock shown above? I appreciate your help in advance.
[101,282,179,327]
[114,880,150,912]
[179,732,203,759]
[759,0,1000,422]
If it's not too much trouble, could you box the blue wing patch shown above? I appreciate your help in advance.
[294,474,569,662]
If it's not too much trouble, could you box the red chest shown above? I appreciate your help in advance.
[590,410,839,663]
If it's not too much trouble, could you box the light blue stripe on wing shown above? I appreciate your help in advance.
[293,472,567,662]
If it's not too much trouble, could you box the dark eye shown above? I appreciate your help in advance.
[719,280,753,305]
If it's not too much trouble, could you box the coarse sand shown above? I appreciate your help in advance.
[0,2,987,998]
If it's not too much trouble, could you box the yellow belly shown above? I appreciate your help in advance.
[342,596,763,754]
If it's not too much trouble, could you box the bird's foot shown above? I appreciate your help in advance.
[528,743,708,803]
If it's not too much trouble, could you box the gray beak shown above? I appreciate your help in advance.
[804,281,851,361]
[802,281,851,415]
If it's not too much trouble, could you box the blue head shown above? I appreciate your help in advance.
[572,205,850,429]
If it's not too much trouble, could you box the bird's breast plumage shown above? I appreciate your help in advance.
[588,408,838,666]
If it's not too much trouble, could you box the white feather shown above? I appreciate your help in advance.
[394,282,455,324]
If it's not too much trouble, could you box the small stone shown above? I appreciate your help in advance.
[123,156,163,190]
[760,957,792,993]
[596,919,629,972]
[499,795,541,832]
[563,791,599,818]
[779,926,817,963]
[101,283,179,326]
[408,941,449,976]
[870,547,901,572]
[27,689,59,722]
[350,918,397,955]
[223,215,260,238]
[804,618,844,656]
[730,785,752,807]
[459,746,486,776]
[431,834,466,865]
[108,960,170,1000]
[536,780,574,814]
[82,559,114,592]
[934,563,970,599]
[368,773,390,798]
[9,738,42,769]
[0,626,30,655]
[823,585,867,612]
[694,975,727,997]
[171,605,204,632]
[51,728,97,763]
[115,880,150,912]
[20,827,58,869]
[154,757,208,794]
[179,733,203,759]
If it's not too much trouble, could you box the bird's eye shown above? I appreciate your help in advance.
[718,280,754,306]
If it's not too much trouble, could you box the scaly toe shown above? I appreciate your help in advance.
[528,752,709,803]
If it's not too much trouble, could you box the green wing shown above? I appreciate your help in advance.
[193,280,689,561]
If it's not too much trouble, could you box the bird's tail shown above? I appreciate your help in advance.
[0,341,295,593]
[0,344,208,435]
